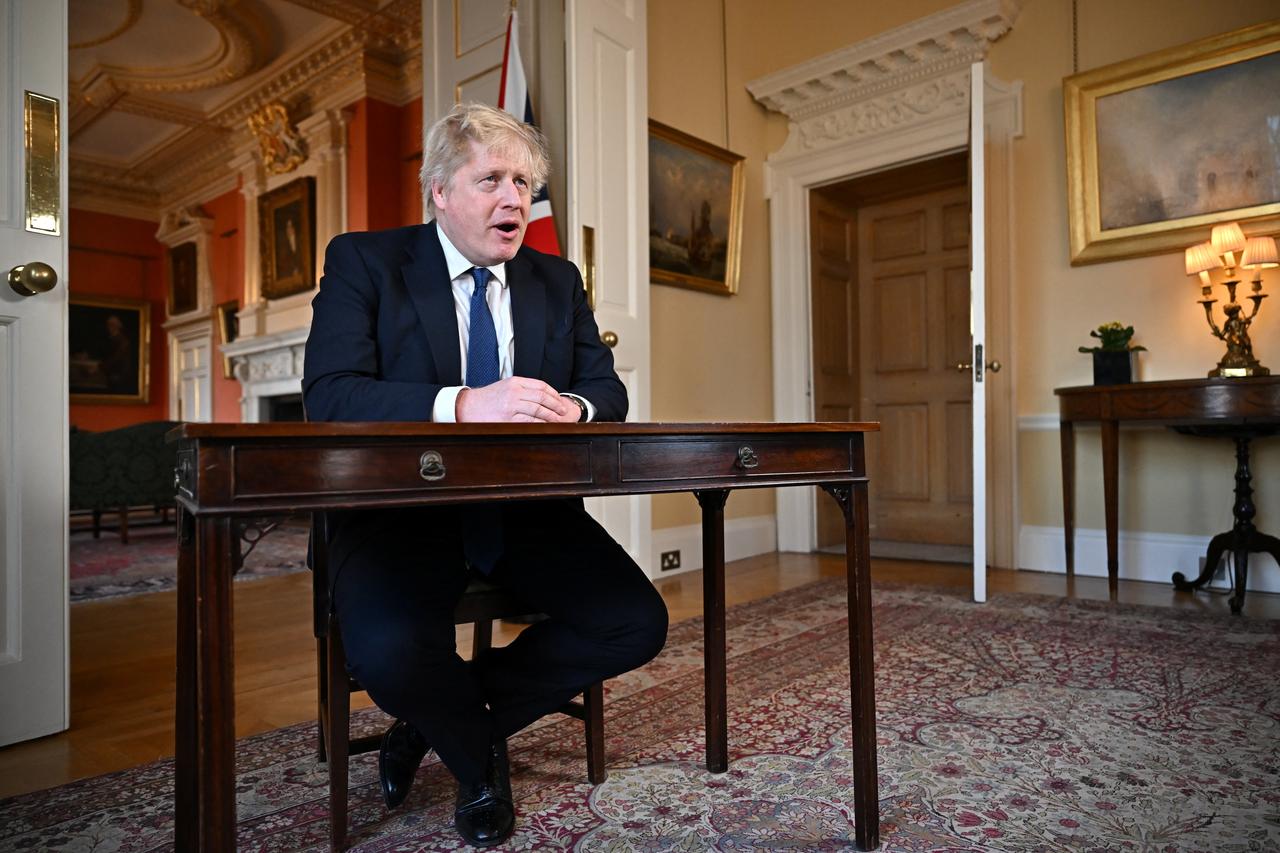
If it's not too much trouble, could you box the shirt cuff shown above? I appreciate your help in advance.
[432,386,464,422]
[562,392,595,422]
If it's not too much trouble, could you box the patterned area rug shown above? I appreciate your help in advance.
[3,580,1277,851]
[69,523,310,603]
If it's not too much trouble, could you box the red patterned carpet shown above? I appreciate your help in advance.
[3,580,1277,851]
[69,523,310,603]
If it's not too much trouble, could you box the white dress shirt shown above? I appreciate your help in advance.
[430,226,594,422]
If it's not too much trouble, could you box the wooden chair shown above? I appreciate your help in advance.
[310,513,606,851]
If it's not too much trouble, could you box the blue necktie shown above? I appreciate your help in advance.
[462,266,503,572]
[465,267,500,388]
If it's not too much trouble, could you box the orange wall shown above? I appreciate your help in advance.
[347,98,403,232]
[400,96,424,225]
[68,209,167,431]
[203,187,245,422]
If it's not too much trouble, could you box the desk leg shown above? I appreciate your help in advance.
[1059,421,1075,576]
[175,507,196,852]
[175,513,236,851]
[1101,419,1120,600]
[822,482,880,851]
[1173,436,1280,615]
[695,489,729,775]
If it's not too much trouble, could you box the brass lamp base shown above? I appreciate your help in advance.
[1209,364,1270,378]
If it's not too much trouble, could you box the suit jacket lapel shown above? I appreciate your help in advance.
[402,222,462,385]
[508,251,545,379]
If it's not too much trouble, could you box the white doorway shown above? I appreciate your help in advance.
[747,4,1023,596]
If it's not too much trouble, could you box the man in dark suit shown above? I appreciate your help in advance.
[302,103,668,847]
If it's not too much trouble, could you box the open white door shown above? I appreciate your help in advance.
[566,0,653,575]
[969,61,989,603]
[0,0,69,745]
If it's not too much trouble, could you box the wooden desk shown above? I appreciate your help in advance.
[171,421,882,851]
[1055,377,1280,609]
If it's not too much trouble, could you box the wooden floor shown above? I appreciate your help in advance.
[1,552,1275,801]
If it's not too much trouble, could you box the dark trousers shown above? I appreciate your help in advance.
[330,500,668,785]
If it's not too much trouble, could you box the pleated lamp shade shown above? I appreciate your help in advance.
[1241,235,1280,270]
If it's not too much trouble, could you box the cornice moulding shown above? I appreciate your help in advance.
[746,0,1023,122]
[69,192,161,223]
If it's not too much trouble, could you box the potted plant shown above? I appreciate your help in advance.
[1078,322,1146,385]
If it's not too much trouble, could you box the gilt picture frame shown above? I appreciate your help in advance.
[215,299,238,379]
[258,176,316,299]
[69,295,150,404]
[1064,21,1280,265]
[647,120,744,295]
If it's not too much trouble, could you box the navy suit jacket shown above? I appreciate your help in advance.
[302,221,626,423]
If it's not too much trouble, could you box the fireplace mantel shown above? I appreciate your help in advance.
[221,326,308,422]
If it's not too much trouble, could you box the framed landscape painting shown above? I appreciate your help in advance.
[69,296,150,404]
[647,120,744,295]
[1064,21,1280,265]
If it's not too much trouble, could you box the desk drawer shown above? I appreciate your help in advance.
[618,436,853,483]
[230,440,592,499]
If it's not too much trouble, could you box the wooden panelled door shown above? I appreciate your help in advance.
[859,186,973,548]
[810,193,859,548]
[810,156,972,555]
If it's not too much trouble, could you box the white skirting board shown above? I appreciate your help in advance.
[1019,524,1280,593]
[649,515,778,580]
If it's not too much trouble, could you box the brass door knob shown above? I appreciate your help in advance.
[7,261,57,297]
[601,330,619,347]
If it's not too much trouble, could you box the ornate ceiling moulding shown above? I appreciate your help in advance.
[73,2,421,216]
[248,103,308,175]
[747,0,1023,125]
[286,0,419,48]
[69,0,143,50]
[75,0,271,97]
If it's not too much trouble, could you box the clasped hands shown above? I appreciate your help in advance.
[456,377,581,423]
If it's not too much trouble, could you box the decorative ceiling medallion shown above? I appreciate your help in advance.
[248,103,307,175]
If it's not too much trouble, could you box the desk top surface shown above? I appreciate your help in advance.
[171,421,881,442]
[1054,375,1280,424]
[1054,375,1279,396]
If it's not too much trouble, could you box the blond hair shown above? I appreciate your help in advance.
[420,102,550,218]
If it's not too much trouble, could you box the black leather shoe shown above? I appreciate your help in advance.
[453,738,515,847]
[378,719,430,810]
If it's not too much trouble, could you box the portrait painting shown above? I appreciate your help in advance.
[258,176,315,299]
[647,120,744,295]
[169,241,198,316]
[69,296,151,404]
[1064,22,1280,264]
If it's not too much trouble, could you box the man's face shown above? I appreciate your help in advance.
[432,141,532,267]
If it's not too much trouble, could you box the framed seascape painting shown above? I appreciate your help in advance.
[69,296,150,404]
[1064,21,1280,265]
[258,176,316,299]
[647,120,744,295]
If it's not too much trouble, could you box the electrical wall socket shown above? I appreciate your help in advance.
[660,550,682,571]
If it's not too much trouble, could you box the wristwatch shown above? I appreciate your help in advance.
[565,395,588,422]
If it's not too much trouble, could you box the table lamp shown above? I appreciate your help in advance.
[1184,223,1270,378]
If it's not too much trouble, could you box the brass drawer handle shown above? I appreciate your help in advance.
[419,450,446,481]
[735,445,759,470]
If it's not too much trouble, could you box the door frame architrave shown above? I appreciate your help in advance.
[748,0,1023,568]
